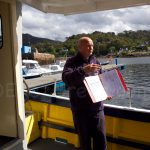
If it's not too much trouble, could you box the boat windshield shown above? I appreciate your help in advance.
[34,63,40,69]
[23,63,40,69]
[59,62,65,67]
[51,66,58,70]
[22,67,28,75]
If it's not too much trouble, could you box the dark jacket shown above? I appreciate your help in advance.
[62,52,104,111]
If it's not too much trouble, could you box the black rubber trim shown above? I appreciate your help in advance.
[42,121,77,134]
[26,92,71,107]
[107,136,150,150]
[104,106,150,123]
[26,92,150,123]
[42,121,150,149]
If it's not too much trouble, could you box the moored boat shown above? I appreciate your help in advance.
[49,64,63,74]
[22,66,42,79]
[22,59,52,75]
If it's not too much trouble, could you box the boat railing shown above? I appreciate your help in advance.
[52,79,57,96]
[128,86,132,108]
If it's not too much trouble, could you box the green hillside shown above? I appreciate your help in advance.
[23,30,150,57]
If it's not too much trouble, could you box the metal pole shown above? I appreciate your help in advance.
[53,80,57,95]
[128,87,132,108]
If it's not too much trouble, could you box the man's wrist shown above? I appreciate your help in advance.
[79,67,85,75]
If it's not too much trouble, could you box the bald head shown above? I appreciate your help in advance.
[78,37,94,59]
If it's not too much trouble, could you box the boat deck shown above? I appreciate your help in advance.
[24,73,62,89]
[28,138,78,150]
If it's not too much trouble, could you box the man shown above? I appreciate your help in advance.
[62,37,110,150]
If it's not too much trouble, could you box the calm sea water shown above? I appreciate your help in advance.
[58,57,150,110]
[102,57,150,110]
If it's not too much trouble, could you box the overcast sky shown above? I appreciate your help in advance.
[22,4,150,41]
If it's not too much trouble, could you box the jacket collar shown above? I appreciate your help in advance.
[76,52,95,63]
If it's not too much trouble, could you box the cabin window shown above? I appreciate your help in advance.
[0,16,3,49]
[51,66,58,70]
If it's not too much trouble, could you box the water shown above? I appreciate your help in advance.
[104,63,150,109]
[57,57,150,110]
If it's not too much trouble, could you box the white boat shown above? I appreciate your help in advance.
[55,60,66,68]
[22,60,52,75]
[49,64,63,74]
[22,66,42,79]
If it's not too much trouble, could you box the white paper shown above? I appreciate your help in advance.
[84,75,108,103]
[84,69,126,103]
[100,69,125,97]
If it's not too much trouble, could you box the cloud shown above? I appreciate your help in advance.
[22,4,150,41]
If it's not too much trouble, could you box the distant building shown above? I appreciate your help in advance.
[22,47,55,65]
[21,46,31,54]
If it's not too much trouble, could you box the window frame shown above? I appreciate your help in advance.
[0,15,3,49]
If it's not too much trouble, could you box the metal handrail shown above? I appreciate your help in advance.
[127,87,133,108]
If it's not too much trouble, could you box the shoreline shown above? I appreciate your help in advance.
[55,52,150,60]
[99,52,150,59]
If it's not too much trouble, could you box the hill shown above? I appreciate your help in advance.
[23,33,61,46]
[23,30,150,57]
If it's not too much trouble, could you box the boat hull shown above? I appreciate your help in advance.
[25,90,150,149]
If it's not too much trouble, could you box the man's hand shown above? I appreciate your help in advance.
[83,64,101,74]
[107,96,112,100]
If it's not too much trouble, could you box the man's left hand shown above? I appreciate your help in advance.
[107,96,112,100]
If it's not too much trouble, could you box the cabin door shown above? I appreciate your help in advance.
[0,1,18,137]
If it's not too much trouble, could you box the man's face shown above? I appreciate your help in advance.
[79,38,94,58]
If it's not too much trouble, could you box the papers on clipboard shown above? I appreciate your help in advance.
[83,69,128,103]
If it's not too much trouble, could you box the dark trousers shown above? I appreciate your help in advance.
[72,109,107,150]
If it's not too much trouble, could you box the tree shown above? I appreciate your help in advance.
[29,30,150,57]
